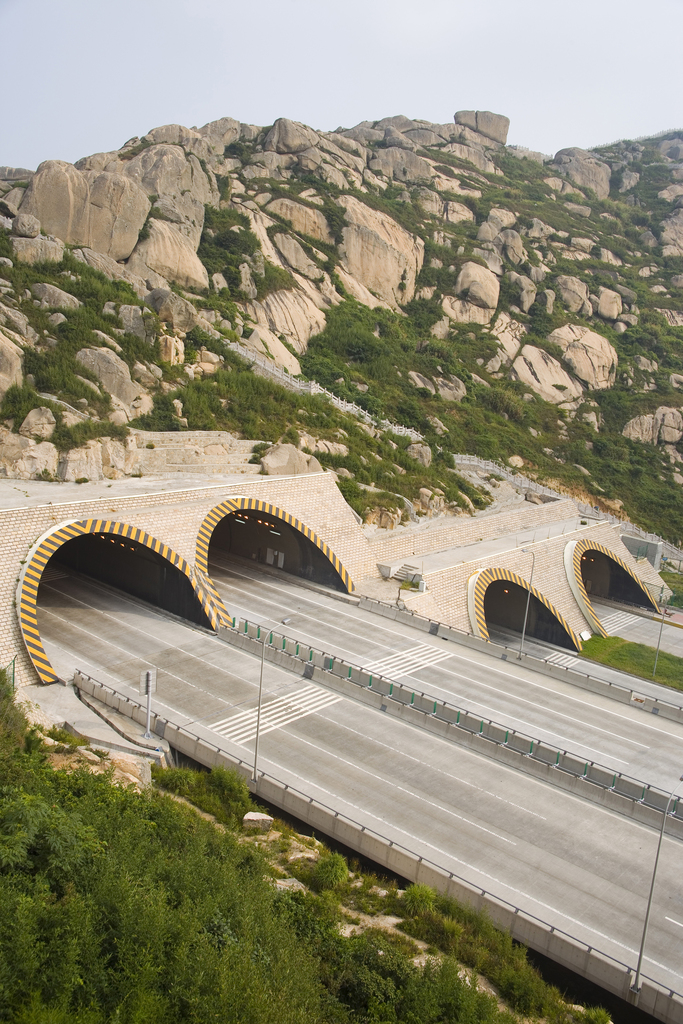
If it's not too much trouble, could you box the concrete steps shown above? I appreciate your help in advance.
[130,429,262,476]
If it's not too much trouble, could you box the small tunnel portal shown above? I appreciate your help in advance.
[483,579,576,650]
[45,533,210,627]
[580,550,655,609]
[208,509,346,591]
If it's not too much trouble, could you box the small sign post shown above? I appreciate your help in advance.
[139,668,157,738]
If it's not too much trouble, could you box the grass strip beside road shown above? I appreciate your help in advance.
[581,635,683,691]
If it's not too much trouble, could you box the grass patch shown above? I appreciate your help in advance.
[580,633,683,690]
[151,764,252,825]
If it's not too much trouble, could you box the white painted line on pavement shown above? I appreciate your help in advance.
[666,916,683,929]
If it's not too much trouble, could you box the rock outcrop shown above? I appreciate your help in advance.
[336,196,424,307]
[622,408,683,445]
[454,110,510,145]
[511,345,583,404]
[260,442,322,475]
[551,148,611,199]
[76,348,153,423]
[547,324,617,390]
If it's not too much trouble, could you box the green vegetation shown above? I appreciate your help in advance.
[0,674,612,1024]
[581,633,683,690]
[660,571,683,608]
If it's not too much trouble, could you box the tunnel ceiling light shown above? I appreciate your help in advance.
[269,530,281,536]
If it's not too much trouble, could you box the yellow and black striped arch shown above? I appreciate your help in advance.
[469,566,582,651]
[18,519,226,684]
[570,539,659,636]
[195,497,355,593]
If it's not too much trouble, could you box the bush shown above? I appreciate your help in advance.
[151,764,252,825]
[402,883,436,916]
[313,852,348,890]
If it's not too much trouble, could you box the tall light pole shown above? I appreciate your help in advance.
[252,629,267,785]
[631,774,683,995]
[518,547,536,660]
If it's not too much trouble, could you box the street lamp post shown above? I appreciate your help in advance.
[631,774,683,995]
[252,630,266,785]
[652,587,670,680]
[517,547,536,660]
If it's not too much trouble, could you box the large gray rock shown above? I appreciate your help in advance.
[147,288,198,332]
[12,213,40,238]
[368,146,435,182]
[337,195,424,307]
[454,261,500,310]
[266,197,334,244]
[407,442,432,467]
[31,283,82,310]
[555,275,592,316]
[57,440,104,482]
[76,347,152,420]
[0,329,24,399]
[260,443,322,475]
[19,407,56,440]
[454,110,510,145]
[273,233,322,279]
[510,345,583,404]
[506,272,536,312]
[129,219,209,291]
[551,148,611,199]
[118,304,155,341]
[661,208,683,257]
[0,427,58,480]
[10,235,64,264]
[623,407,683,445]
[548,324,617,390]
[435,376,466,401]
[264,118,320,154]
[596,287,622,320]
[19,160,150,260]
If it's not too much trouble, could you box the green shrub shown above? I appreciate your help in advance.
[402,882,436,916]
[151,764,252,825]
[313,852,348,890]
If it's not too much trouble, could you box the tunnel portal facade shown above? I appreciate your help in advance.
[468,567,581,651]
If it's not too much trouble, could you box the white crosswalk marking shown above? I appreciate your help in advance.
[210,684,341,745]
[598,610,641,636]
[364,643,452,680]
[545,650,580,668]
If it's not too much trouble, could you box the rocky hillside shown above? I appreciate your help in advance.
[1,111,683,538]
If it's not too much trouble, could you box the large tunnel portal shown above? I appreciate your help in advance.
[208,509,347,592]
[483,578,577,650]
[45,532,210,627]
[580,550,656,609]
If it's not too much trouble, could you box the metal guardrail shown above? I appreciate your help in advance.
[74,666,683,1015]
[217,615,683,823]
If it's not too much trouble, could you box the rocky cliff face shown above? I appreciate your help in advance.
[1,110,683,538]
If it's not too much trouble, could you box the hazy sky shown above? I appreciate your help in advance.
[2,0,681,170]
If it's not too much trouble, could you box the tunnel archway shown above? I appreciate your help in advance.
[196,497,354,593]
[564,539,659,637]
[18,519,224,684]
[468,567,581,651]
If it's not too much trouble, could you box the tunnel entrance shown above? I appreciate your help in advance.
[579,550,656,609]
[45,532,210,628]
[483,578,577,650]
[208,509,347,592]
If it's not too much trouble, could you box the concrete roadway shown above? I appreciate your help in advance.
[37,570,683,997]
[208,556,683,790]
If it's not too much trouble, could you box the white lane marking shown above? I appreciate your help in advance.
[599,610,642,636]
[271,760,683,983]
[365,643,453,678]
[213,561,666,742]
[211,685,341,744]
[666,916,683,929]
[333,719,547,819]
[45,575,649,766]
[546,651,580,668]
[276,730,517,846]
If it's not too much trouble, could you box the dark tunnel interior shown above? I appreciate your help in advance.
[208,510,346,591]
[580,550,655,609]
[47,533,210,627]
[483,578,577,650]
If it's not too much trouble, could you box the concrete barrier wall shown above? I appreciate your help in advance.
[72,670,683,1024]
[358,597,683,726]
[211,622,683,837]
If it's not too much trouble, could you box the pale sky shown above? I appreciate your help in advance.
[1,0,681,171]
